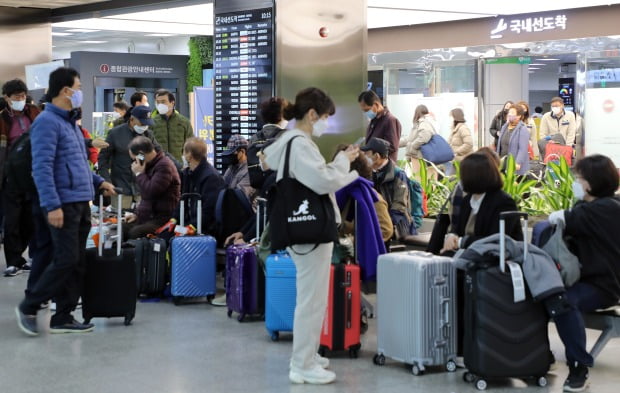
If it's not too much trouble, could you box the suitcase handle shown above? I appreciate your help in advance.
[98,191,124,257]
[346,290,352,329]
[441,297,450,326]
[499,211,528,272]
[340,271,352,288]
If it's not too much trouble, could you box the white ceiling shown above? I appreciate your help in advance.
[0,0,105,7]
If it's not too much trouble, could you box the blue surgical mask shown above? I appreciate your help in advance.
[572,181,585,200]
[365,109,376,120]
[67,88,83,109]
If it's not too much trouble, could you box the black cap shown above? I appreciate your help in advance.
[130,105,154,126]
[360,137,391,157]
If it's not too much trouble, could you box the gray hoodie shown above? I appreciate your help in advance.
[263,129,358,224]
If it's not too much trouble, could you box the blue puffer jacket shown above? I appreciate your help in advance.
[31,104,102,211]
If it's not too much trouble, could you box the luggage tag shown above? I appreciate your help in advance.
[153,242,161,253]
[507,261,526,303]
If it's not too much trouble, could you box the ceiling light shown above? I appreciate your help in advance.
[81,40,107,44]
[65,29,100,33]
[145,33,176,37]
[51,32,73,36]
[528,67,541,70]
[528,63,546,66]
[53,18,212,35]
[538,58,561,61]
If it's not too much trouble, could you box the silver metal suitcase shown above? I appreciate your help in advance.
[373,251,458,375]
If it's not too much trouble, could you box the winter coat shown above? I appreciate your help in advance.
[135,151,180,224]
[497,121,530,175]
[336,177,388,281]
[0,104,40,189]
[372,160,414,239]
[400,115,435,160]
[448,122,473,161]
[365,108,401,162]
[223,161,255,204]
[98,123,160,197]
[263,129,358,226]
[489,110,506,145]
[539,110,577,145]
[151,110,193,162]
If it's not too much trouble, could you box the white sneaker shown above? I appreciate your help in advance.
[289,365,336,384]
[211,294,227,307]
[289,354,329,370]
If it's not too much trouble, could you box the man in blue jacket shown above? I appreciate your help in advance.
[16,67,115,336]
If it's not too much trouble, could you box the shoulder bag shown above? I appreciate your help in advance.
[420,125,454,164]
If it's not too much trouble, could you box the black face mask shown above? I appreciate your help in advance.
[230,155,240,166]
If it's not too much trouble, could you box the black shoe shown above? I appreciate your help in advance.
[563,362,589,392]
[4,266,21,277]
[50,319,94,334]
[15,306,38,336]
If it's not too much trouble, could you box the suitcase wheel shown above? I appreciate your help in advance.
[373,354,386,366]
[463,372,475,383]
[270,331,279,341]
[411,364,424,376]
[348,348,359,358]
[536,376,548,387]
[227,310,233,318]
[124,314,134,326]
[445,360,457,372]
[318,346,326,357]
[237,313,245,322]
[475,378,488,391]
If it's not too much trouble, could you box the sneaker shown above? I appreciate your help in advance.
[290,354,330,370]
[21,262,31,272]
[15,306,38,336]
[49,302,57,311]
[289,365,336,384]
[563,362,589,392]
[50,319,94,334]
[211,294,227,307]
[4,266,21,277]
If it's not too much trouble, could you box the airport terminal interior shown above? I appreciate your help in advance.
[2,1,620,392]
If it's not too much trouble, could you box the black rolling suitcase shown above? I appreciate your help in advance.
[462,212,550,390]
[134,237,167,297]
[83,193,137,326]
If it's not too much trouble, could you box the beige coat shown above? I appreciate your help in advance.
[399,116,436,159]
[539,110,577,145]
[525,118,539,158]
[448,123,473,161]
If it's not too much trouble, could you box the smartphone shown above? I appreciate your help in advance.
[353,137,365,147]
[136,153,145,165]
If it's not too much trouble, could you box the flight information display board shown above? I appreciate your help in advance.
[213,7,274,173]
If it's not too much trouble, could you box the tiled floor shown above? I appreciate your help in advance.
[1,271,619,393]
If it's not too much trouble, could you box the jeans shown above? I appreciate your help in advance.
[20,202,91,325]
[553,282,614,367]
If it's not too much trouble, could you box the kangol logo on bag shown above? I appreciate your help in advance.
[288,200,317,223]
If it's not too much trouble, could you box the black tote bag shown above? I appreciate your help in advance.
[269,136,338,251]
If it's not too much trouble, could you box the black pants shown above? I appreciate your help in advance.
[20,202,91,325]
[123,217,169,240]
[3,189,33,268]
[26,199,54,296]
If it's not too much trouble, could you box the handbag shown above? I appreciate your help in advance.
[541,221,580,287]
[420,134,454,164]
[268,136,338,252]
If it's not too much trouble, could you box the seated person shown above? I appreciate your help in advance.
[222,134,256,205]
[124,136,180,239]
[547,154,620,392]
[180,138,226,235]
[361,137,414,240]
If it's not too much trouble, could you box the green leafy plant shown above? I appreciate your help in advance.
[187,36,214,92]
[416,159,459,217]
[524,157,574,215]
[500,155,538,210]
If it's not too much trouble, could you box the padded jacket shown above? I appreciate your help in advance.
[151,110,193,162]
[135,151,181,223]
[0,104,40,189]
[31,103,103,212]
[448,123,474,161]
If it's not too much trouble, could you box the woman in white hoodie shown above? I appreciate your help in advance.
[263,87,359,385]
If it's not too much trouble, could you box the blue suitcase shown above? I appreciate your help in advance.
[170,195,217,304]
[265,252,297,341]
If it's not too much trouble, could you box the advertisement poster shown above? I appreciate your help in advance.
[584,87,620,167]
[194,87,215,165]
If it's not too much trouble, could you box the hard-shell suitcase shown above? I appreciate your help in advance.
[373,251,457,375]
[83,193,137,326]
[319,262,362,358]
[463,212,550,390]
[265,251,296,341]
[225,244,264,321]
[170,194,217,303]
[134,237,167,297]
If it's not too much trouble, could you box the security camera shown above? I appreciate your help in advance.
[524,47,531,53]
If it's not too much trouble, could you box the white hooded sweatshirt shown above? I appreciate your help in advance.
[263,129,358,224]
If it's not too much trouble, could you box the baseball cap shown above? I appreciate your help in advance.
[130,105,154,126]
[222,134,249,155]
[360,137,391,157]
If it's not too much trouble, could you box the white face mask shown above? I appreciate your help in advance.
[111,112,121,119]
[366,155,374,168]
[10,99,26,112]
[312,118,328,137]
[551,106,562,116]
[133,124,148,135]
[156,103,170,115]
[182,155,189,169]
[572,181,586,200]
[279,119,288,129]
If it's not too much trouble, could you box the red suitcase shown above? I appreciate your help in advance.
[544,142,573,166]
[319,262,362,358]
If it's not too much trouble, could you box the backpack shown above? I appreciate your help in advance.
[247,125,285,189]
[394,167,426,229]
[5,130,35,194]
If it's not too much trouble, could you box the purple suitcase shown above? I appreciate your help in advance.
[225,244,264,321]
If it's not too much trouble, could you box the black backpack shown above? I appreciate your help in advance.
[5,130,35,194]
[247,125,285,189]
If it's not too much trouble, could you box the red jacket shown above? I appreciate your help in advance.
[79,126,98,164]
